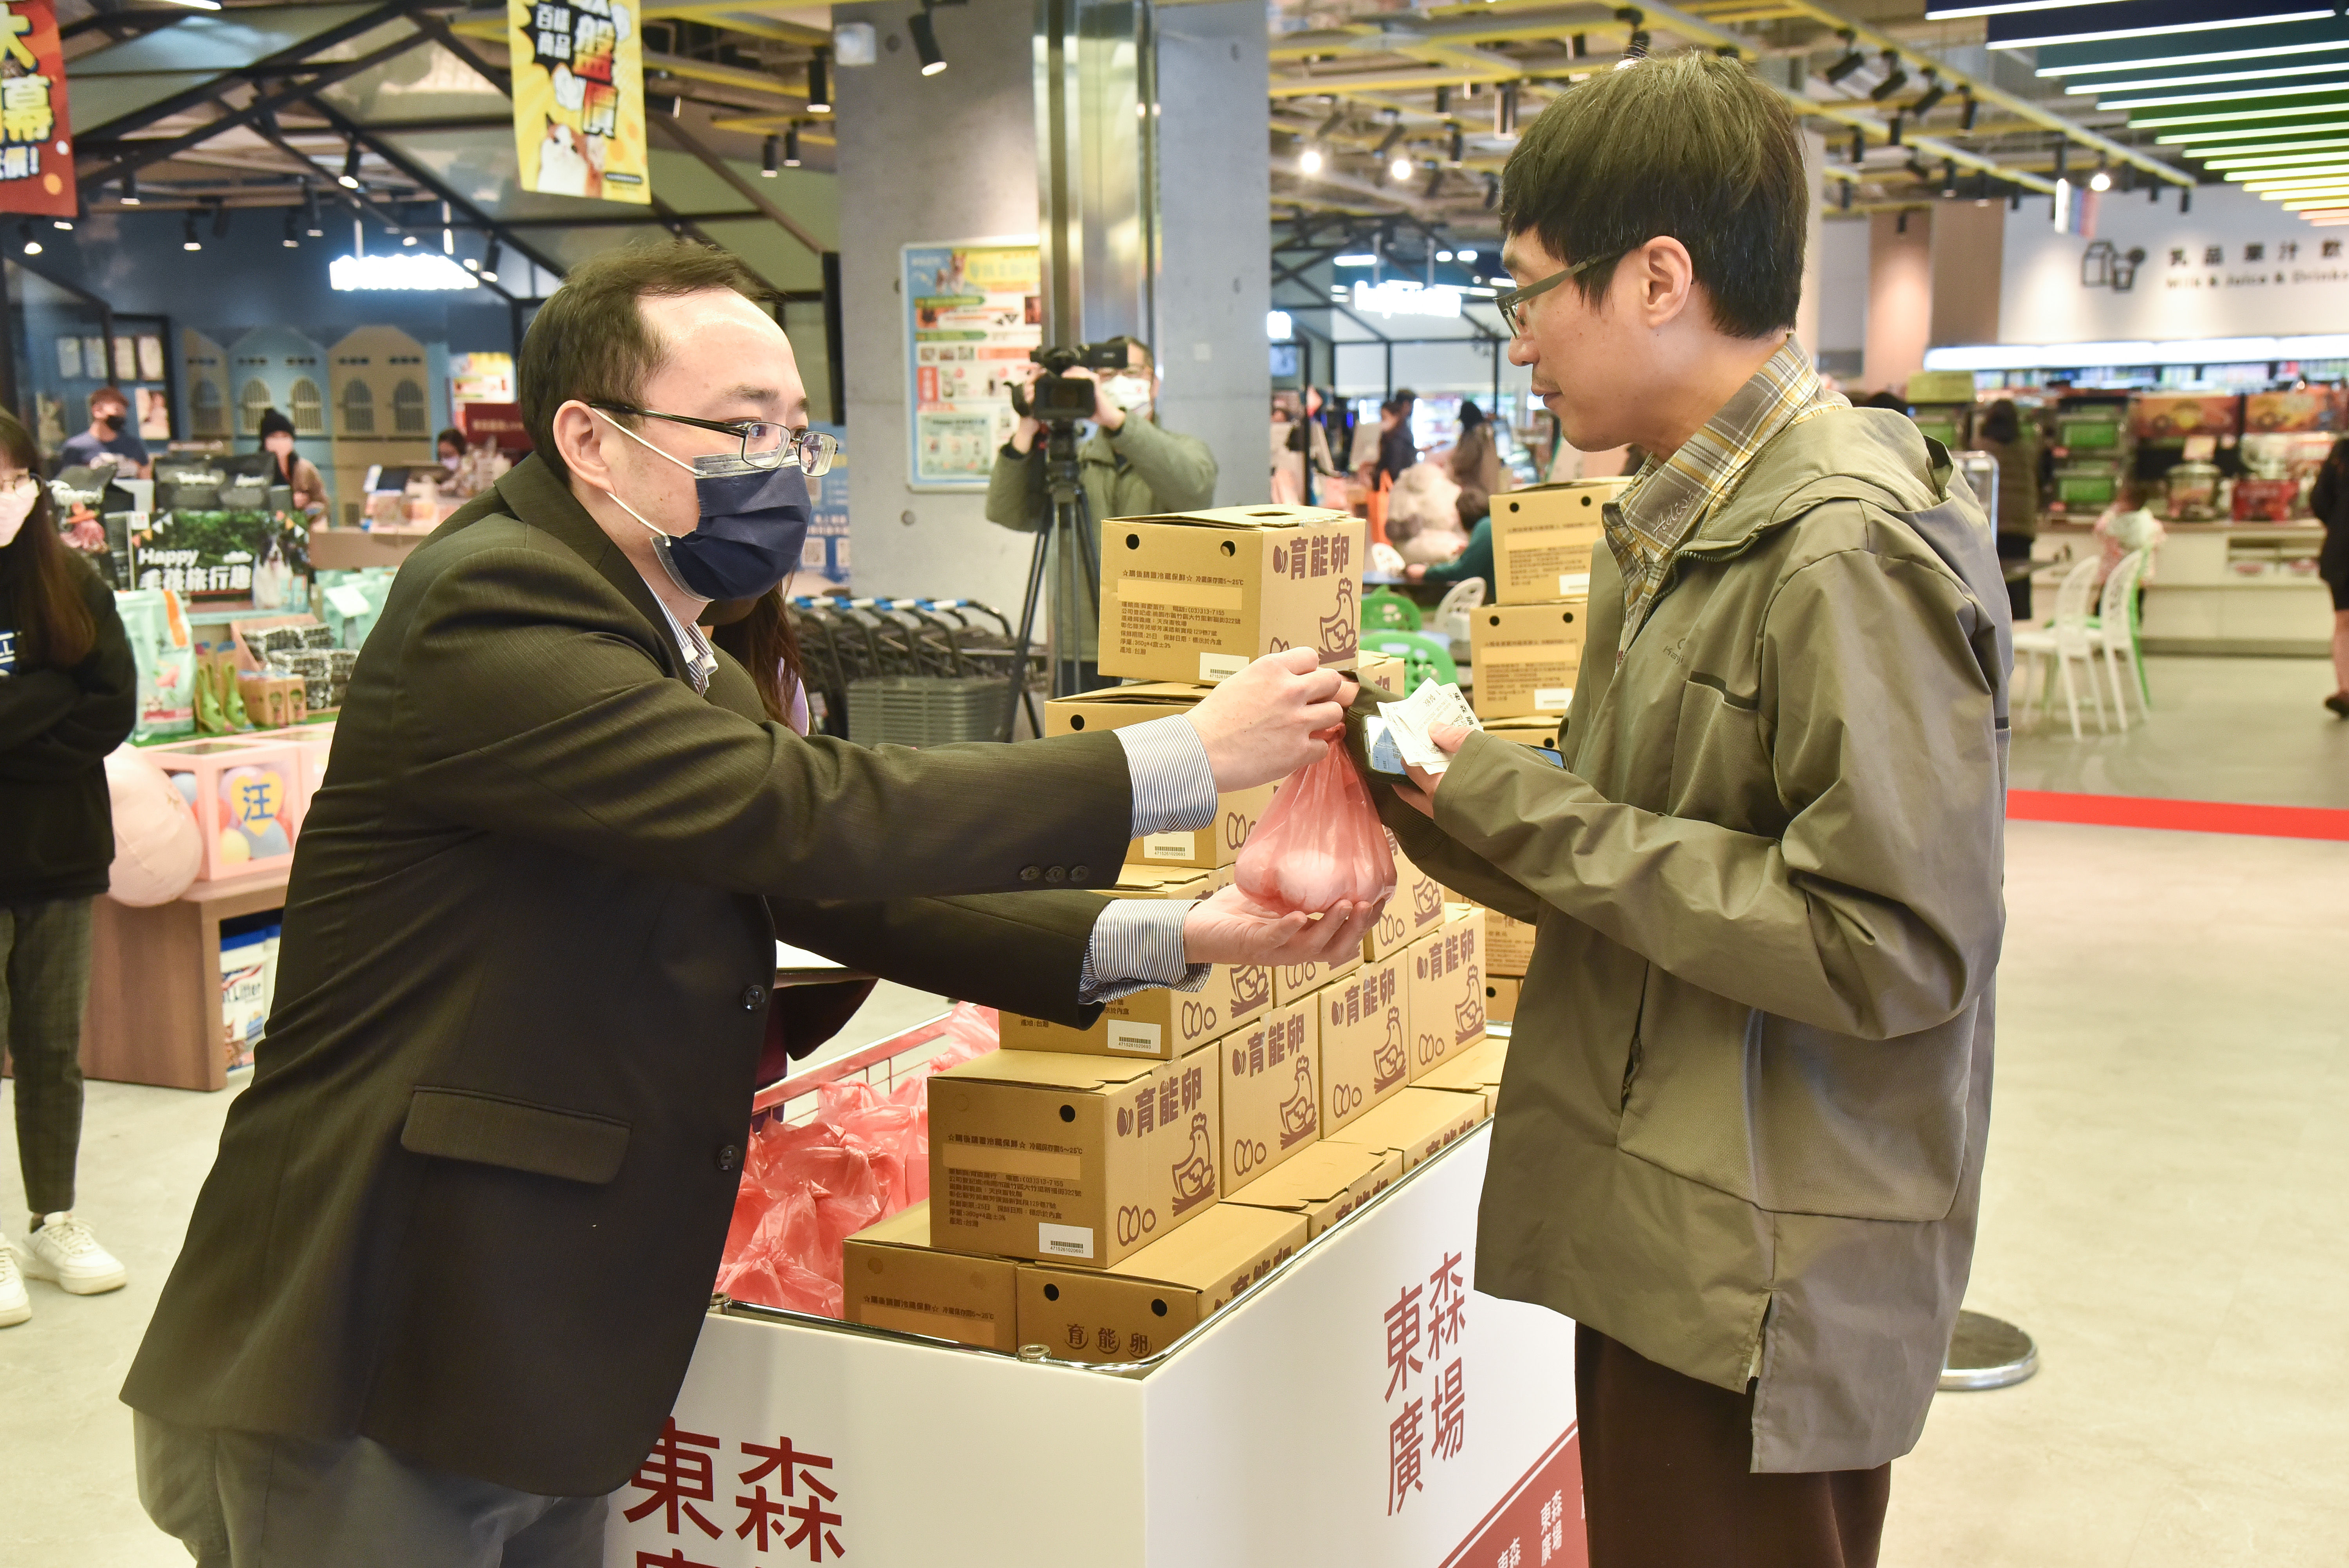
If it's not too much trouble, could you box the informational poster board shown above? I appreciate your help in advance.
[902,240,1042,489]
[799,420,850,587]
[0,0,74,218]
[509,0,648,204]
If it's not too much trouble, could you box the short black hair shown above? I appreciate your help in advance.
[519,240,768,481]
[1499,51,1805,338]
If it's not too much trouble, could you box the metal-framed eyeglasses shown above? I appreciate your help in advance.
[588,402,838,476]
[1493,250,1627,336]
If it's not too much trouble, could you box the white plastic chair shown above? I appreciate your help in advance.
[2091,548,2152,726]
[1433,576,1487,652]
[2011,555,2107,740]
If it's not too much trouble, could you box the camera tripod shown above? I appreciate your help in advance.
[997,415,1102,741]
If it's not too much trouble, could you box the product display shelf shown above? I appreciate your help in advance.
[2137,522,2333,656]
[81,866,292,1093]
[306,524,435,572]
[608,1014,1583,1568]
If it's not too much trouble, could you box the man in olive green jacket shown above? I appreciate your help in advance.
[1383,57,2010,1567]
[985,336,1217,672]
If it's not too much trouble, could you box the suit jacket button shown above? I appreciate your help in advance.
[1020,865,1042,882]
[741,983,767,1011]
[716,1144,742,1173]
[1070,865,1090,883]
[1045,866,1067,883]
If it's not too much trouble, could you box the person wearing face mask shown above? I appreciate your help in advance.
[254,408,328,518]
[57,386,151,478]
[123,244,1377,1564]
[984,335,1216,688]
[0,408,139,1333]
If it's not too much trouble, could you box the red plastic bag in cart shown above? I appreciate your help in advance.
[1234,740,1398,915]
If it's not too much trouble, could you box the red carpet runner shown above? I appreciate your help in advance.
[2008,790,2349,843]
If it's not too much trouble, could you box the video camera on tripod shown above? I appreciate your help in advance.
[1010,342,1130,424]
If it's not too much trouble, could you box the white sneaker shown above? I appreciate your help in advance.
[0,1243,28,1326]
[21,1213,128,1296]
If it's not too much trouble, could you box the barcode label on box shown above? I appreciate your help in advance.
[1039,1223,1095,1259]
[1534,687,1574,711]
[1199,652,1248,683]
[1107,1021,1164,1054]
[1142,832,1196,861]
[1557,572,1591,595]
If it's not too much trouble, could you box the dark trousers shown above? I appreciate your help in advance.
[2,897,93,1218]
[1995,531,2034,624]
[1578,1325,1891,1568]
[135,1412,608,1568]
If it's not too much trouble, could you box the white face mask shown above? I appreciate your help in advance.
[0,478,37,549]
[1102,374,1154,414]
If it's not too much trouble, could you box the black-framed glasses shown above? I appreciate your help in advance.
[1493,250,1627,336]
[590,401,838,476]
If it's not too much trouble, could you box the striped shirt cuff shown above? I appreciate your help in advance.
[1079,897,1213,1004]
[1114,714,1219,839]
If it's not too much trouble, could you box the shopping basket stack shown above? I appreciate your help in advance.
[791,596,1037,746]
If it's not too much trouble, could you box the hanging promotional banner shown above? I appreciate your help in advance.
[0,0,76,218]
[509,0,649,204]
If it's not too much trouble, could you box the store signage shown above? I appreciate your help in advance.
[509,0,649,204]
[0,0,76,219]
[1354,280,1464,319]
[902,240,1042,490]
[2000,183,2349,348]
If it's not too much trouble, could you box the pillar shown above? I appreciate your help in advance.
[1864,209,1932,399]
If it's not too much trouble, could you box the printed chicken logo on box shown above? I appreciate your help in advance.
[928,1043,1221,1270]
[1320,952,1409,1135]
[1407,907,1486,1081]
[1219,998,1321,1195]
[1226,960,1274,1028]
[1016,1203,1308,1366]
[1366,828,1446,963]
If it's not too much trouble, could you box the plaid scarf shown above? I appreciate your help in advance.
[1602,337,1847,653]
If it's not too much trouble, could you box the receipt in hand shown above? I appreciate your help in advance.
[1371,681,1483,776]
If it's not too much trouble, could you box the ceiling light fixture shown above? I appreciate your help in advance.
[1986,9,2335,54]
[909,7,947,76]
[119,169,140,206]
[283,209,300,248]
[763,134,779,176]
[785,125,802,167]
[1315,102,1348,139]
[18,222,39,257]
[481,240,502,283]
[338,140,362,189]
[1959,87,1979,131]
[1448,123,1465,165]
[1912,69,1948,115]
[1424,165,1444,198]
[1495,82,1519,139]
[1376,119,1406,157]
[806,49,831,113]
[1824,30,1867,85]
[1870,51,1910,102]
[1298,145,1324,175]
[1888,111,1904,147]
[302,184,322,236]
[1942,158,1958,197]
[50,216,70,232]
[2089,159,2112,191]
[1851,126,1866,163]
[182,212,202,251]
[1389,153,1412,182]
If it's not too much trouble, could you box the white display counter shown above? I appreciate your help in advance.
[601,1116,1586,1568]
[2136,522,2333,657]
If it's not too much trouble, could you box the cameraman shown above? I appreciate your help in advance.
[985,336,1216,687]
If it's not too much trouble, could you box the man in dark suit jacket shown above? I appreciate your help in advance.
[126,243,1372,1565]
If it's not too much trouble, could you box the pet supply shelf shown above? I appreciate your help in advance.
[80,866,293,1093]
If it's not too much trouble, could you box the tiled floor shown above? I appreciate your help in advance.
[5,658,2346,1565]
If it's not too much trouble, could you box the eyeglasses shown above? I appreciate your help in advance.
[588,402,837,476]
[1493,250,1627,336]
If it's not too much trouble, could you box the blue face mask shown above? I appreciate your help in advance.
[592,409,812,603]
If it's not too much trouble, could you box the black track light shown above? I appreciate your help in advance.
[762,134,779,177]
[18,221,39,257]
[1626,29,1651,58]
[2119,163,2136,195]
[1448,123,1464,166]
[1851,126,1865,164]
[1941,159,1957,198]
[1959,90,1978,132]
[50,216,70,231]
[212,198,231,239]
[1888,112,1903,148]
[1376,118,1406,157]
[909,7,946,76]
[2148,181,2160,204]
[1896,209,1909,235]
[1483,172,1499,210]
[1911,70,1947,117]
[1434,85,1450,115]
[481,239,501,283]
[283,208,300,247]
[1424,165,1443,200]
[2179,184,2190,214]
[784,125,801,167]
[1315,101,1348,139]
[1494,82,1519,139]
[2053,142,2066,184]
[1838,179,1852,212]
[1869,52,1909,103]
[338,139,361,189]
[302,183,322,237]
[806,49,831,114]
[182,211,201,252]
[1823,30,1865,86]
[2010,184,2022,211]
[119,168,140,206]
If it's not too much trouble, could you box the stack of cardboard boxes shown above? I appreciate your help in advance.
[1469,479,1627,746]
[837,505,1504,1363]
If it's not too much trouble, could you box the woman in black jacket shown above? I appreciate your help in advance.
[0,407,137,1326]
[2309,437,2349,716]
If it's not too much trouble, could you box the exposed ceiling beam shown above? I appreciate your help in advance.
[649,107,829,256]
